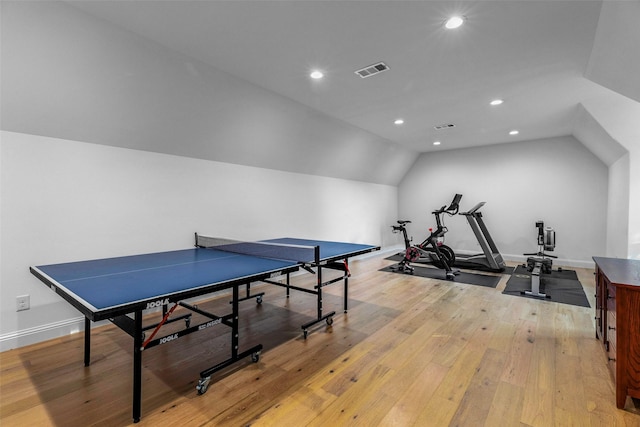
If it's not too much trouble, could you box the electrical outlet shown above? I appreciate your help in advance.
[16,295,30,311]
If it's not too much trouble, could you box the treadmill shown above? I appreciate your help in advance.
[453,202,506,272]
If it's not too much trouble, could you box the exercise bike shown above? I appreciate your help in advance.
[522,221,558,298]
[391,194,462,280]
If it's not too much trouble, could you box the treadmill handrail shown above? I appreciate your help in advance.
[460,201,485,215]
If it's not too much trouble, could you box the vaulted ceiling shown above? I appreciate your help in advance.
[3,1,638,186]
[66,0,627,154]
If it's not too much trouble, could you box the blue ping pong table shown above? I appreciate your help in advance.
[30,234,379,423]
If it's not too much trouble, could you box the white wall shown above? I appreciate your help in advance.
[580,95,640,259]
[0,131,398,350]
[606,154,630,258]
[630,154,640,259]
[572,103,630,258]
[583,0,640,259]
[397,135,608,267]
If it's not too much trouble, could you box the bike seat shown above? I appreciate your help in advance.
[397,220,412,225]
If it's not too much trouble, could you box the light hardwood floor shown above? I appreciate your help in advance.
[2,255,640,426]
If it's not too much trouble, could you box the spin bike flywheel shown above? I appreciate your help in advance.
[404,246,421,262]
[431,244,455,269]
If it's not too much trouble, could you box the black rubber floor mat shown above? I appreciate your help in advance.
[385,253,515,274]
[502,265,590,307]
[380,264,501,288]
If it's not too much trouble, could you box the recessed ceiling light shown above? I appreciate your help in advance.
[310,70,324,79]
[490,99,504,106]
[509,130,519,135]
[433,141,441,146]
[445,16,465,29]
[394,119,404,125]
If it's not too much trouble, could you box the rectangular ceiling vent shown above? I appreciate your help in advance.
[355,62,389,78]
[434,123,456,130]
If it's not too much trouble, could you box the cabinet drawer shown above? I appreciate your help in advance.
[607,310,617,349]
[607,285,617,312]
[608,339,617,382]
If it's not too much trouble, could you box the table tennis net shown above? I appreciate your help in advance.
[195,234,317,263]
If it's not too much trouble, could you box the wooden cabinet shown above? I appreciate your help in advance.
[593,257,640,408]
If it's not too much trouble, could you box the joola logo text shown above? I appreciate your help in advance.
[159,333,179,344]
[146,298,169,309]
[198,319,222,330]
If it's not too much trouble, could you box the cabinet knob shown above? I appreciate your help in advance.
[608,326,616,331]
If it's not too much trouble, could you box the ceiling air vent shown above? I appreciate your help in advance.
[355,62,389,78]
[434,123,456,130]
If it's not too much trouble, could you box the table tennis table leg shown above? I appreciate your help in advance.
[343,259,349,313]
[132,309,143,423]
[317,265,323,320]
[196,284,263,395]
[232,286,239,359]
[84,317,91,367]
[300,264,336,338]
[286,272,290,298]
[235,282,265,304]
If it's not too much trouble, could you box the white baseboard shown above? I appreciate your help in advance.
[361,245,403,260]
[0,316,87,352]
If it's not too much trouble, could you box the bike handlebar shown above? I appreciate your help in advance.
[432,204,459,216]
